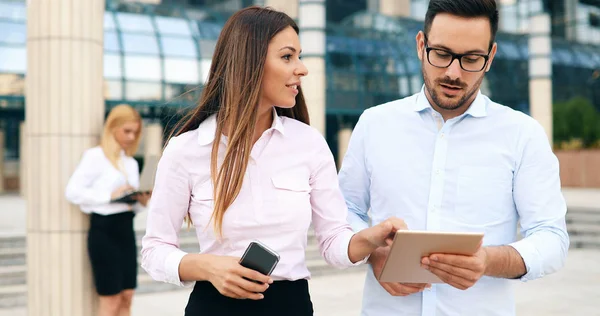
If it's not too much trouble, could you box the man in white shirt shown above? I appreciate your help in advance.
[339,0,569,315]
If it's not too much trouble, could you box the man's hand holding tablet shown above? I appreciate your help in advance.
[374,230,484,294]
[420,239,488,290]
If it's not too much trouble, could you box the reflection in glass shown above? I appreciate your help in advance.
[0,47,26,73]
[155,16,191,36]
[161,37,197,58]
[104,31,120,52]
[191,21,222,39]
[411,75,422,94]
[200,59,212,85]
[0,2,26,21]
[125,82,162,101]
[124,56,161,81]
[116,13,154,33]
[104,80,123,100]
[165,83,200,102]
[398,77,409,96]
[0,22,26,44]
[164,59,199,84]
[331,72,359,91]
[104,54,122,79]
[198,39,217,58]
[0,74,25,95]
[104,12,116,31]
[121,34,159,55]
[498,41,520,60]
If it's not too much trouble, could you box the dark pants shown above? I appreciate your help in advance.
[185,279,314,316]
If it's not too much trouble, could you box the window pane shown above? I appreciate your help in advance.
[0,73,25,95]
[164,59,199,84]
[161,37,197,58]
[0,47,26,73]
[104,80,123,100]
[0,22,26,44]
[165,83,200,102]
[592,51,600,67]
[0,2,26,21]
[124,56,161,81]
[200,59,212,84]
[121,34,159,55]
[104,54,122,79]
[198,39,216,58]
[116,13,154,33]
[104,31,120,52]
[498,40,520,60]
[104,12,116,31]
[125,82,162,101]
[191,21,222,39]
[155,16,191,36]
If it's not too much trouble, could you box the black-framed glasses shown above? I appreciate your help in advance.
[424,36,490,72]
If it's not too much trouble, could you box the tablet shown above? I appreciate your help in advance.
[377,230,484,283]
[110,155,160,204]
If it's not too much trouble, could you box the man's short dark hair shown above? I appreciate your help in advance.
[424,0,499,49]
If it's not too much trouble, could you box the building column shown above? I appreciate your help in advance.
[528,13,553,145]
[0,129,4,193]
[299,0,326,135]
[337,126,352,169]
[26,1,105,315]
[144,122,164,159]
[378,0,411,17]
[263,0,298,19]
[19,122,26,197]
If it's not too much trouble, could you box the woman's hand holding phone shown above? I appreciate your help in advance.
[205,255,273,300]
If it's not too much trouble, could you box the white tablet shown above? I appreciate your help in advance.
[377,230,484,283]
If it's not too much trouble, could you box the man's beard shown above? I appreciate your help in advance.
[422,64,484,112]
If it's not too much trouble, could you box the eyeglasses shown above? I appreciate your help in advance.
[424,36,490,72]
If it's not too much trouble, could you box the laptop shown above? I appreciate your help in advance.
[110,155,160,204]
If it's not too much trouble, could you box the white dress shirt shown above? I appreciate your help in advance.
[66,146,144,215]
[141,111,364,287]
[339,88,569,316]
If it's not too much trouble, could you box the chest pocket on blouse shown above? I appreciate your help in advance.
[190,181,215,230]
[265,173,312,228]
[455,166,513,226]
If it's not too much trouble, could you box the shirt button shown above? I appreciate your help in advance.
[436,169,441,175]
[440,133,445,139]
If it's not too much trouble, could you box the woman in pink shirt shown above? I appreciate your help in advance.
[141,6,405,315]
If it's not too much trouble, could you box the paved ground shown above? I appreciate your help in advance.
[0,249,598,316]
[1,188,598,315]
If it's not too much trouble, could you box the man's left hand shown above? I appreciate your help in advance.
[421,247,488,290]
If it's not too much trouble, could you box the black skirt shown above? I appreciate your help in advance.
[87,211,138,296]
[185,279,314,316]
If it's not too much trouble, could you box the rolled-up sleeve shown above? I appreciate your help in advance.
[141,139,195,287]
[338,112,372,233]
[509,121,569,282]
[309,135,367,268]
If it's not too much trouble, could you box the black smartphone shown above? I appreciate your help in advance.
[239,241,280,283]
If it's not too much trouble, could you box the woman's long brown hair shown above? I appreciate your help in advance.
[170,6,309,237]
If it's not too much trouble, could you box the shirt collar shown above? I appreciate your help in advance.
[197,107,285,146]
[413,85,487,118]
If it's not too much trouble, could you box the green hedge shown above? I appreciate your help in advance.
[553,96,600,150]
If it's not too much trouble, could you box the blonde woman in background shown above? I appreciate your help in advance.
[66,104,151,316]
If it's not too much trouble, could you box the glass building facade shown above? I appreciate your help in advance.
[0,0,599,164]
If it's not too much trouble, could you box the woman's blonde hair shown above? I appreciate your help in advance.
[170,7,309,237]
[101,104,142,169]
